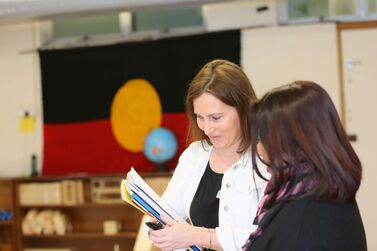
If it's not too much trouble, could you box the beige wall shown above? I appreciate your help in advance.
[241,23,376,250]
[241,23,341,111]
[341,27,377,251]
[0,22,44,177]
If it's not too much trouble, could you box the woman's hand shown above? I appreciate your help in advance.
[149,214,197,251]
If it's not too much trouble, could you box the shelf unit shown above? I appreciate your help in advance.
[0,173,171,251]
[13,174,144,251]
[0,179,17,251]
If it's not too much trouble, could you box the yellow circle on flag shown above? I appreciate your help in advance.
[111,79,162,152]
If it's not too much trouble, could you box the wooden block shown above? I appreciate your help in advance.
[103,220,122,235]
[41,182,62,205]
[75,180,85,204]
[19,183,37,205]
[19,182,62,205]
[62,181,77,205]
[91,178,122,204]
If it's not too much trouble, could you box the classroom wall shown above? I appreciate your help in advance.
[241,23,340,112]
[2,22,341,177]
[341,27,377,251]
[241,23,377,250]
[0,22,44,177]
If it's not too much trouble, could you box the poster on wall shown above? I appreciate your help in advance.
[39,30,240,175]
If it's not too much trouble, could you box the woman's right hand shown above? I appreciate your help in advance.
[149,215,199,251]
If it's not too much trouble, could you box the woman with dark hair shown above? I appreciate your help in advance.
[243,81,367,251]
[147,59,268,251]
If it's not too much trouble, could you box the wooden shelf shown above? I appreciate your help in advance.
[0,221,13,226]
[22,231,138,239]
[2,174,170,251]
[19,203,129,209]
[11,174,173,251]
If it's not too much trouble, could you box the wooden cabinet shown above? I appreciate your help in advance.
[13,175,149,251]
[0,179,17,251]
[0,173,171,251]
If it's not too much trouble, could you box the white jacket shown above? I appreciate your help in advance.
[161,141,268,251]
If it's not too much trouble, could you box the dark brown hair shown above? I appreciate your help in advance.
[250,81,361,202]
[185,59,257,154]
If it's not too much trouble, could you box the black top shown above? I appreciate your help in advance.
[190,162,224,228]
[246,196,367,251]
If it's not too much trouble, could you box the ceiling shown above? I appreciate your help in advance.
[0,0,236,23]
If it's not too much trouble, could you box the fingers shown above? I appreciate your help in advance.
[149,231,173,250]
[149,215,188,250]
[160,214,176,226]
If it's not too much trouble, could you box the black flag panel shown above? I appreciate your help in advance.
[39,30,240,175]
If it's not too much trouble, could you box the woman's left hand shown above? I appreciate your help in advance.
[149,214,197,251]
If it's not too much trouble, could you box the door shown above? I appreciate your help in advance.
[341,27,377,250]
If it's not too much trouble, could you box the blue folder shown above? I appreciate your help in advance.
[131,192,201,251]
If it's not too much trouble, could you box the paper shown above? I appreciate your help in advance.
[120,181,145,214]
[120,167,201,251]
[19,116,36,133]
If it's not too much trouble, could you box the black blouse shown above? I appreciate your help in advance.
[245,196,367,251]
[190,162,224,228]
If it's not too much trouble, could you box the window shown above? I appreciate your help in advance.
[369,0,377,13]
[132,7,203,32]
[53,13,120,38]
[280,0,360,22]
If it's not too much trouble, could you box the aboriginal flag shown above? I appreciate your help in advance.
[40,30,240,176]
